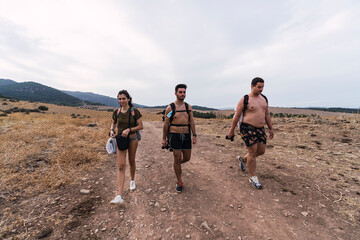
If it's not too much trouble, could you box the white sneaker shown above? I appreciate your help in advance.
[110,195,124,204]
[130,180,136,191]
[249,176,263,189]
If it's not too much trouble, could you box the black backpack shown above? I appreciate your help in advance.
[243,94,268,115]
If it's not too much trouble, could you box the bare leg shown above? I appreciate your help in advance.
[116,148,127,195]
[181,150,191,164]
[128,139,138,181]
[256,143,266,157]
[173,150,183,183]
[243,143,266,163]
[246,144,258,176]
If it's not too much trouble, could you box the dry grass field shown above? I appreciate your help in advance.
[1,98,359,240]
[0,101,158,200]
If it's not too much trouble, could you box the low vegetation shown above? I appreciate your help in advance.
[302,107,360,114]
[270,112,315,118]
[213,112,320,119]
[192,110,217,119]
[38,105,49,112]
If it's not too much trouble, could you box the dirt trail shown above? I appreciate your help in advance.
[3,120,359,240]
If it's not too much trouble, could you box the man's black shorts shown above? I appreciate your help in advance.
[240,123,267,147]
[168,133,192,150]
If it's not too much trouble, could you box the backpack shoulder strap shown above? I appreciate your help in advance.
[243,95,249,114]
[169,102,176,123]
[261,94,268,104]
[127,107,132,128]
[185,102,190,133]
[185,102,190,121]
[130,107,138,125]
[130,107,136,118]
[242,94,268,115]
[115,108,121,123]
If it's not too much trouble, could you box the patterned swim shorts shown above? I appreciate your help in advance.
[240,123,267,147]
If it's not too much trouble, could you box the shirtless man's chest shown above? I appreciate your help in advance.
[170,104,190,133]
[243,96,267,128]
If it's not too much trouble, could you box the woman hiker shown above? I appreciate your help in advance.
[109,90,143,204]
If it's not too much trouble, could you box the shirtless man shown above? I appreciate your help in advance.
[227,77,274,189]
[162,84,197,193]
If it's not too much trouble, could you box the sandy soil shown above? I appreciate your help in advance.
[1,112,360,239]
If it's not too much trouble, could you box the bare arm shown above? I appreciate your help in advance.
[162,106,171,147]
[110,119,117,138]
[188,105,197,144]
[126,118,143,132]
[227,97,244,138]
[120,110,144,137]
[265,105,274,139]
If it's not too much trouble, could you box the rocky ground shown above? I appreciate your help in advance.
[1,114,360,239]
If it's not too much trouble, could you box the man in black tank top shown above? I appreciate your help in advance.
[162,84,197,193]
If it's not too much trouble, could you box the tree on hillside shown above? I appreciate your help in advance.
[38,105,49,113]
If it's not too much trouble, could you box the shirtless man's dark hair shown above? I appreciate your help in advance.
[175,84,187,92]
[251,77,264,86]
[227,77,274,189]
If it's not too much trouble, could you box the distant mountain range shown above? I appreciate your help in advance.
[63,90,146,108]
[0,79,17,86]
[0,79,84,106]
[63,91,217,110]
[0,78,217,110]
[0,78,144,107]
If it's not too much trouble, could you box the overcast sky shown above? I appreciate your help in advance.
[0,0,359,108]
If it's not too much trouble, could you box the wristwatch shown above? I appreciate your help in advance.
[193,133,197,137]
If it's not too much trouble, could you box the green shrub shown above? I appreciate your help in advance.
[193,111,216,119]
[38,106,49,112]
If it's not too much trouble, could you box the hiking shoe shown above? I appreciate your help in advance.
[176,182,183,193]
[249,176,263,189]
[237,155,246,172]
[110,195,124,204]
[130,180,136,191]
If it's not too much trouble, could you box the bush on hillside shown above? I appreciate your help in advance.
[193,111,216,119]
[38,106,49,112]
[270,112,309,118]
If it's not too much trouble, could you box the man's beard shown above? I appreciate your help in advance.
[177,96,185,101]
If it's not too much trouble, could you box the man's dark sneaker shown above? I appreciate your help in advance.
[237,156,246,172]
[176,182,183,193]
[249,176,263,189]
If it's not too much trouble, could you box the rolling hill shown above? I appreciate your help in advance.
[0,78,217,110]
[62,90,217,110]
[62,90,146,108]
[0,78,17,86]
[146,105,217,110]
[0,81,84,106]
